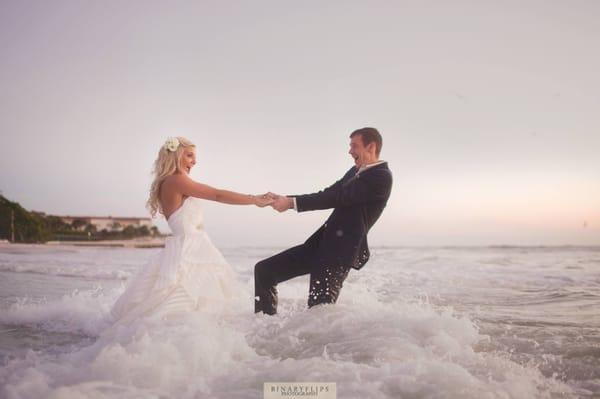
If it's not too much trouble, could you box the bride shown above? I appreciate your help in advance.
[109,136,273,325]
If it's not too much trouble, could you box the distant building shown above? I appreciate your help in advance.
[58,215,153,232]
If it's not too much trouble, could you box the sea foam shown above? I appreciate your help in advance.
[0,286,575,399]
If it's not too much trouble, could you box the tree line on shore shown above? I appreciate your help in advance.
[0,194,159,243]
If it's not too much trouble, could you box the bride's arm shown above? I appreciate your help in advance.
[174,175,271,206]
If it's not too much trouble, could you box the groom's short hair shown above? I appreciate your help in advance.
[350,127,382,156]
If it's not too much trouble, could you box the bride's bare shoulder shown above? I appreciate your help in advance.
[165,174,206,190]
[159,175,184,200]
[163,174,191,186]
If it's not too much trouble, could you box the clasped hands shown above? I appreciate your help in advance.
[254,192,294,212]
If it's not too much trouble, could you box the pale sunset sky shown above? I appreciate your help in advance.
[1,1,598,246]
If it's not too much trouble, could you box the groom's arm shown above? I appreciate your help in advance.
[295,168,392,212]
[291,168,356,212]
[336,169,392,207]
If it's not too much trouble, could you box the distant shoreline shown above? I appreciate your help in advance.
[1,240,598,252]
[0,237,165,250]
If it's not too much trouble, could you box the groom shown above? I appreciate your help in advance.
[255,127,393,315]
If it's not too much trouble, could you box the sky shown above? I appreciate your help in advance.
[1,1,599,247]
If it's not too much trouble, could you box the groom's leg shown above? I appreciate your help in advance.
[307,262,352,308]
[254,244,313,315]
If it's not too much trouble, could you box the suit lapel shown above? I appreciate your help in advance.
[357,162,388,177]
[342,162,387,186]
[341,167,358,183]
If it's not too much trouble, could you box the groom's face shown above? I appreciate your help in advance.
[349,134,375,167]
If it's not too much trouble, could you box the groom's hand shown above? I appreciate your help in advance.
[266,192,280,200]
[272,196,293,213]
[254,193,275,208]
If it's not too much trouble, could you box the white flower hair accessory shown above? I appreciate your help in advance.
[163,137,180,152]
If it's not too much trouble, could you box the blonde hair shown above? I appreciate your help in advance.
[146,137,195,218]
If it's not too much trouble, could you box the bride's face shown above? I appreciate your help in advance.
[179,147,196,174]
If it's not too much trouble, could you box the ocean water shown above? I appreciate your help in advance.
[0,244,598,398]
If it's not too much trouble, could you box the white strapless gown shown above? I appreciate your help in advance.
[110,197,239,325]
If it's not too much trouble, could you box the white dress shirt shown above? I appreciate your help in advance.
[291,160,386,211]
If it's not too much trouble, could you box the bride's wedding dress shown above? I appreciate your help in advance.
[110,197,238,325]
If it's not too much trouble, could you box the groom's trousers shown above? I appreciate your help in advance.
[254,243,352,315]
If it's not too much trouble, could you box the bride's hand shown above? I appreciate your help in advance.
[254,193,275,208]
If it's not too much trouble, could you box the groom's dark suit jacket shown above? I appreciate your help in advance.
[291,162,392,270]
